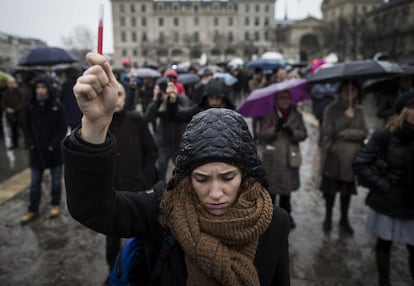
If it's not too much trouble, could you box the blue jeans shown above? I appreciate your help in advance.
[28,165,63,212]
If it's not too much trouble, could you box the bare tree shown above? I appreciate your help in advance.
[61,25,95,58]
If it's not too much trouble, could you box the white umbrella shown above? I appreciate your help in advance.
[261,52,284,61]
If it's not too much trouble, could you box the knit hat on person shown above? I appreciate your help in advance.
[167,108,268,189]
[394,89,414,114]
[203,78,227,97]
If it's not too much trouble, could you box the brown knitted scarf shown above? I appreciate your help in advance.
[159,177,273,286]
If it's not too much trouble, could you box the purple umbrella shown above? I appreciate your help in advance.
[238,79,310,117]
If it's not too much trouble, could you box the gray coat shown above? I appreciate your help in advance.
[321,99,368,182]
[258,106,307,195]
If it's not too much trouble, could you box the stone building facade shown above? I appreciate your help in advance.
[0,32,46,70]
[274,0,413,62]
[110,0,276,67]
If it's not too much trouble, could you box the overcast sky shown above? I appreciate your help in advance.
[1,0,322,54]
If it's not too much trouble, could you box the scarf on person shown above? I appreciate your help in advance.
[159,177,273,286]
[395,121,414,203]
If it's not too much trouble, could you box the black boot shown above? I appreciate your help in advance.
[376,239,392,286]
[339,195,354,234]
[323,194,334,233]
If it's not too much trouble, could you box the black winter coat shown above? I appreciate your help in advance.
[110,110,158,191]
[353,126,414,219]
[25,95,67,169]
[62,132,291,286]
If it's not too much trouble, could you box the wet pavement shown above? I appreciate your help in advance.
[0,95,412,285]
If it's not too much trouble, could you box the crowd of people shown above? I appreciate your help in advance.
[1,52,413,285]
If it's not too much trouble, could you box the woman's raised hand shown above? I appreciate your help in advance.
[73,52,118,144]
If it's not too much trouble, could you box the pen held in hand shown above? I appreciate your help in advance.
[97,4,104,54]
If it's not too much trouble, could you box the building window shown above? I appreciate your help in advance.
[142,18,147,26]
[214,17,219,26]
[120,4,124,13]
[194,5,198,13]
[130,4,135,12]
[159,18,164,26]
[174,18,179,26]
[228,32,233,42]
[174,32,179,42]
[264,17,269,26]
[265,5,269,12]
[132,32,137,42]
[142,32,147,42]
[131,17,136,27]
[245,17,250,26]
[245,4,249,13]
[194,17,199,26]
[122,49,127,57]
[121,31,126,42]
[228,17,233,26]
[264,31,269,41]
[193,32,199,42]
[255,5,260,13]
[120,17,125,27]
[133,49,137,56]
[245,32,250,41]
[254,31,260,41]
[159,32,165,44]
[255,17,260,26]
[142,5,146,13]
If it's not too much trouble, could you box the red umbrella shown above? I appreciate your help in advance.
[238,79,310,117]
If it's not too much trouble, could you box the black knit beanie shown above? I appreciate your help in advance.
[394,89,414,114]
[167,108,268,189]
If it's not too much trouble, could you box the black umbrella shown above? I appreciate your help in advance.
[18,47,79,66]
[363,65,414,93]
[246,58,284,71]
[308,60,404,83]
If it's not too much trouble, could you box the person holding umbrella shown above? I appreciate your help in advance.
[353,90,414,286]
[320,80,369,234]
[257,88,308,229]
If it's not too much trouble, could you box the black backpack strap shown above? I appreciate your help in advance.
[150,234,176,283]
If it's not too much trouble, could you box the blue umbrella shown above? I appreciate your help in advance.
[213,72,238,86]
[18,46,79,66]
[246,58,283,71]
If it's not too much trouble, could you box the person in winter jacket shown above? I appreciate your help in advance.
[320,80,368,234]
[63,53,290,286]
[144,77,188,182]
[20,76,67,224]
[104,82,159,275]
[257,89,308,229]
[1,77,27,149]
[353,90,414,286]
[166,77,235,123]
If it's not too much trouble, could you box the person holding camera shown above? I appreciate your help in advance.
[144,77,189,182]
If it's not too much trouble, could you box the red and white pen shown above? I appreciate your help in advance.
[97,3,104,54]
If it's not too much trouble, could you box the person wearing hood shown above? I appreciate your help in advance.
[20,76,67,224]
[166,78,235,123]
[353,90,414,286]
[164,68,185,95]
[62,53,290,285]
[320,80,369,234]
